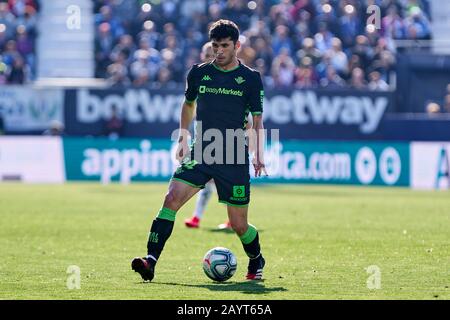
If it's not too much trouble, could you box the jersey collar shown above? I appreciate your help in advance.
[212,59,241,73]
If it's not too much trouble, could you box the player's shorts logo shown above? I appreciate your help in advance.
[233,185,245,198]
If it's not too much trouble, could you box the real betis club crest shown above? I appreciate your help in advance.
[235,76,245,84]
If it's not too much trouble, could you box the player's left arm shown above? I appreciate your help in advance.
[248,71,267,177]
[251,114,267,177]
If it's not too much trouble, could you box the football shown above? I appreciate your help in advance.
[202,247,237,282]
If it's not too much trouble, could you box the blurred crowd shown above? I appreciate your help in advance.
[94,0,432,91]
[426,84,450,115]
[0,0,39,84]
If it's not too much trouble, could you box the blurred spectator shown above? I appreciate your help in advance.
[271,24,293,56]
[237,42,256,67]
[382,5,406,39]
[200,41,213,62]
[0,111,4,135]
[255,57,274,88]
[95,22,114,78]
[443,85,450,113]
[155,66,178,89]
[130,49,151,86]
[349,67,367,90]
[328,37,348,76]
[352,35,374,73]
[95,5,124,39]
[314,22,335,54]
[320,66,346,88]
[106,53,131,87]
[110,34,135,65]
[426,102,441,116]
[253,37,273,68]
[137,20,160,50]
[368,71,389,91]
[295,56,318,88]
[7,55,28,83]
[0,56,7,83]
[296,38,322,67]
[43,120,64,136]
[339,3,361,48]
[271,48,295,88]
[404,6,431,40]
[444,95,450,114]
[104,107,123,140]
[0,2,16,39]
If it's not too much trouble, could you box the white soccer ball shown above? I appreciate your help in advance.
[202,247,237,282]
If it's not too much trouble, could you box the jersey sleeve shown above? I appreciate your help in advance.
[184,65,198,104]
[248,71,264,115]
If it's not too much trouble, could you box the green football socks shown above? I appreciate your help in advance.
[239,224,261,259]
[146,207,177,261]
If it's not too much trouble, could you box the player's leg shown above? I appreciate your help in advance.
[132,160,210,281]
[132,180,201,281]
[213,165,265,279]
[146,180,201,260]
[227,205,265,280]
[185,180,214,228]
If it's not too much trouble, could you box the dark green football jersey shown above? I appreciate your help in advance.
[185,60,264,165]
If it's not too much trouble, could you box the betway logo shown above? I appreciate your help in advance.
[77,89,388,133]
[77,89,183,123]
[263,91,388,134]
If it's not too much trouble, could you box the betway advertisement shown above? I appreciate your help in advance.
[63,138,409,186]
[411,142,450,189]
[64,88,393,139]
[0,86,64,133]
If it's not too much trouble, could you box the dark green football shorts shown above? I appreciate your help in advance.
[172,159,250,207]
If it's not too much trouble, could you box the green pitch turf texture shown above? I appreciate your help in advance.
[0,183,449,300]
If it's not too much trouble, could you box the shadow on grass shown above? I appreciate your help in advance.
[206,228,264,234]
[259,187,354,198]
[149,280,287,295]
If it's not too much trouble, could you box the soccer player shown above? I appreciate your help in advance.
[132,20,266,281]
[184,41,232,230]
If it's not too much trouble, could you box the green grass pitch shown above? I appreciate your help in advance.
[0,182,449,300]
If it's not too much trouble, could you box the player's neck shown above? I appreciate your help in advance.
[213,57,239,71]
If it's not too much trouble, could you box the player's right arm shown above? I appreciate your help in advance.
[176,66,198,162]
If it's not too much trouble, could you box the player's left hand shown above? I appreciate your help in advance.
[253,160,268,177]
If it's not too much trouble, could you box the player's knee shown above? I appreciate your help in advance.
[163,192,181,210]
[230,221,247,236]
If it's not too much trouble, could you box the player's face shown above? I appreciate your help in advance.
[211,38,240,67]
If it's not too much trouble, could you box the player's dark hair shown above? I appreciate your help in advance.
[209,20,240,44]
